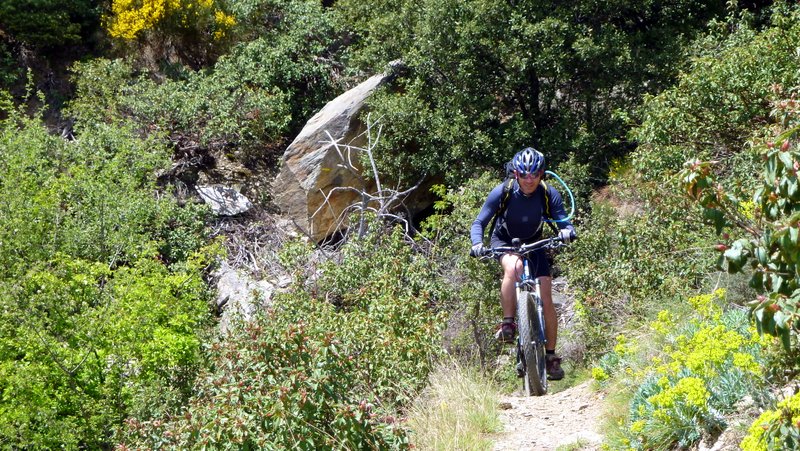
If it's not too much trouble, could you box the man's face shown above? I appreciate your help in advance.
[515,169,543,192]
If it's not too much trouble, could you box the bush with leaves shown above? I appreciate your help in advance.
[0,100,215,448]
[598,290,771,450]
[104,0,236,67]
[68,11,341,164]
[418,173,514,365]
[557,161,720,360]
[0,0,100,50]
[741,390,800,451]
[67,58,292,160]
[122,220,445,448]
[679,83,800,354]
[338,0,729,185]
[119,318,409,449]
[633,5,800,183]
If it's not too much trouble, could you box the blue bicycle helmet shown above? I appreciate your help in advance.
[512,147,545,176]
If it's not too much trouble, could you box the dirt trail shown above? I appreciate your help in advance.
[491,381,606,450]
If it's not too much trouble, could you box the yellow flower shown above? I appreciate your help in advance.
[592,366,610,382]
[648,377,709,410]
[738,200,755,220]
[732,352,760,375]
[650,310,674,335]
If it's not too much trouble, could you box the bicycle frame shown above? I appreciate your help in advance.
[517,256,546,347]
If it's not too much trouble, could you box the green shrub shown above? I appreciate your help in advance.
[562,170,718,359]
[341,0,728,185]
[420,174,513,364]
[121,221,445,448]
[0,97,215,448]
[601,290,771,450]
[119,318,409,449]
[0,244,217,448]
[741,391,800,451]
[67,58,293,158]
[0,0,100,49]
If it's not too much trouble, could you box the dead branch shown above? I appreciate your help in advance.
[313,114,429,244]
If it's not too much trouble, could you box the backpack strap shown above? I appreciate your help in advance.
[540,181,560,235]
[488,178,559,239]
[487,178,515,238]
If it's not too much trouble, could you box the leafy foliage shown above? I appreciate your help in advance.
[0,0,100,49]
[120,319,408,449]
[675,23,800,353]
[741,391,800,451]
[121,221,445,448]
[338,0,728,185]
[632,6,800,183]
[104,0,236,68]
[598,290,771,450]
[0,103,215,448]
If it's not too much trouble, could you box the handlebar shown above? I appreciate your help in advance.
[477,236,568,259]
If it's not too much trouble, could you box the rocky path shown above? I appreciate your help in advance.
[491,381,606,450]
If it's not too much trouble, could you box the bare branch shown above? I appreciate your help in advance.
[312,117,423,242]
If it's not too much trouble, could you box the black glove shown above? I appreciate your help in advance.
[470,243,485,257]
[558,229,576,244]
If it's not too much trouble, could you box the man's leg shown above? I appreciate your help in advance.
[539,275,564,380]
[499,254,522,318]
[496,254,522,343]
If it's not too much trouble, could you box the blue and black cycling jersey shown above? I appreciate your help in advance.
[470,180,575,248]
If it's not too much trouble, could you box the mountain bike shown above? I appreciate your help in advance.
[479,236,567,396]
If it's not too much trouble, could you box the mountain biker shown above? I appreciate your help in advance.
[469,147,576,380]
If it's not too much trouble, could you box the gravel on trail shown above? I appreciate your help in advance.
[491,381,605,451]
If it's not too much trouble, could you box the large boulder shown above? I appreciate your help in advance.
[273,65,401,242]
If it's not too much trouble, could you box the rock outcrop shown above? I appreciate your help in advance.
[214,261,289,334]
[273,64,401,242]
[197,185,253,216]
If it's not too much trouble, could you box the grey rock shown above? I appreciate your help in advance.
[197,185,253,216]
[214,261,274,333]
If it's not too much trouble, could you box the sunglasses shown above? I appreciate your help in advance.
[516,171,542,180]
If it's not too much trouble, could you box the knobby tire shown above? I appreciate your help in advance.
[517,290,547,396]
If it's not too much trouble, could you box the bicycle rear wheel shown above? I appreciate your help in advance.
[517,290,547,396]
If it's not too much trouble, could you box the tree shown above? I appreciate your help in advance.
[337,0,730,185]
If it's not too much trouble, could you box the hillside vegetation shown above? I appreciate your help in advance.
[0,0,798,449]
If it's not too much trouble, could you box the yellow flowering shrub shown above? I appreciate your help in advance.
[650,309,675,336]
[738,200,756,220]
[614,334,637,357]
[609,291,769,450]
[741,392,800,451]
[668,325,748,377]
[106,0,235,40]
[592,366,610,382]
[648,377,709,411]
[687,288,724,320]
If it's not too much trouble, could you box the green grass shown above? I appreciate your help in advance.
[555,438,591,451]
[407,359,503,450]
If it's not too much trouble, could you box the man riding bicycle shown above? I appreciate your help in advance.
[469,147,575,380]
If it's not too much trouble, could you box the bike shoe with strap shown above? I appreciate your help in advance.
[494,321,517,344]
[546,354,565,380]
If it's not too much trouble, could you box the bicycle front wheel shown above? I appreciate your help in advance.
[517,290,547,396]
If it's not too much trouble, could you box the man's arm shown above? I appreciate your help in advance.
[470,184,505,244]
